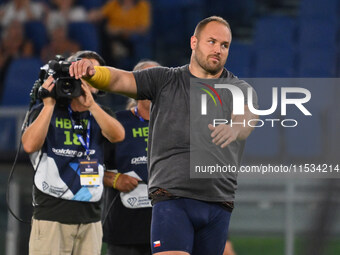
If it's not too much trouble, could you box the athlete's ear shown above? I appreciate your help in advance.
[191,35,198,50]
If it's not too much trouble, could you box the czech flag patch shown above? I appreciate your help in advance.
[153,240,161,248]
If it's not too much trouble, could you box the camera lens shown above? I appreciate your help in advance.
[61,81,74,95]
[55,77,82,98]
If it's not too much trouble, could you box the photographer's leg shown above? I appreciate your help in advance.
[29,219,76,255]
[72,221,102,255]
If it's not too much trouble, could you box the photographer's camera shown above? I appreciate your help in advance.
[37,56,82,100]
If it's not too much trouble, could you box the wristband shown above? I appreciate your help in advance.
[113,173,121,189]
[83,66,111,90]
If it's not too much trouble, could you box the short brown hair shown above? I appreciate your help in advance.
[194,16,231,38]
[68,50,106,66]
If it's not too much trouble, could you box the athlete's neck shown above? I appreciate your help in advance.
[189,56,223,79]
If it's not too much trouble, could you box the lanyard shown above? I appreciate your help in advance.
[68,105,91,159]
[134,107,146,122]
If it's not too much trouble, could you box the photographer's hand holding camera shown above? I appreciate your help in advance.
[22,51,125,255]
[22,76,56,153]
[23,77,124,152]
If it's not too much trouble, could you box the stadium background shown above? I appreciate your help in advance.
[0,0,340,254]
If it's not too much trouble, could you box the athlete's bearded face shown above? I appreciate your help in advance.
[192,21,231,75]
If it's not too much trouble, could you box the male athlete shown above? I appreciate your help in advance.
[70,16,257,255]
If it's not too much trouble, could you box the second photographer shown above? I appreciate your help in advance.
[22,51,125,255]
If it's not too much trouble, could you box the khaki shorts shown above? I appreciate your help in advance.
[29,219,102,255]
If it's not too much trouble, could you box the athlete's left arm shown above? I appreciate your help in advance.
[209,106,258,148]
[76,84,125,143]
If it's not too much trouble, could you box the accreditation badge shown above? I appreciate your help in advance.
[79,158,100,187]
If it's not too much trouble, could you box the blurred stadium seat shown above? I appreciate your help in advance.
[299,79,336,111]
[206,0,255,26]
[284,79,335,158]
[284,110,323,158]
[181,0,205,39]
[254,15,296,50]
[225,41,251,78]
[152,0,190,8]
[298,19,337,50]
[151,1,186,43]
[151,0,190,65]
[254,48,295,77]
[130,33,152,63]
[243,80,284,158]
[299,0,339,24]
[298,49,337,77]
[77,0,105,10]
[1,58,43,106]
[24,21,49,55]
[68,22,100,52]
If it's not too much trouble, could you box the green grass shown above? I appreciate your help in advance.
[231,236,285,255]
[325,240,340,255]
[101,242,107,255]
[230,236,340,255]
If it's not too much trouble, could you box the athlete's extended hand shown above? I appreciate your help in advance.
[115,174,139,192]
[208,124,240,148]
[69,59,96,80]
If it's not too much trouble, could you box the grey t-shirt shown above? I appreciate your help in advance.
[133,65,257,202]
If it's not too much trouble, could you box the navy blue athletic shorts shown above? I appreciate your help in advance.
[151,198,231,255]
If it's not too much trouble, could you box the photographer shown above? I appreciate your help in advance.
[22,51,125,255]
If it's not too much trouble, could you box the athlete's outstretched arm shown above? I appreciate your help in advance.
[69,59,137,99]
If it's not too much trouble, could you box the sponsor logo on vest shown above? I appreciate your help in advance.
[131,156,147,165]
[48,185,65,196]
[42,181,49,191]
[52,148,95,157]
[127,197,137,207]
